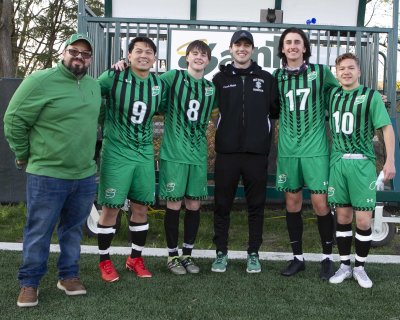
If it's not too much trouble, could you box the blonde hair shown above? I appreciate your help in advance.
[335,52,360,67]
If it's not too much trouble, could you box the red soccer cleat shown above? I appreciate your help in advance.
[126,256,152,278]
[98,260,119,282]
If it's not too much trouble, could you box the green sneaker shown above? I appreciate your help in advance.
[181,256,200,274]
[211,252,228,273]
[167,257,187,275]
[246,253,261,273]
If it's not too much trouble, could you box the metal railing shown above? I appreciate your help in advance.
[77,5,392,93]
[80,16,391,89]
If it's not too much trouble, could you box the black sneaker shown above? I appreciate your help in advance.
[281,257,305,276]
[319,258,335,280]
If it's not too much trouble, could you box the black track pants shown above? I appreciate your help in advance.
[213,152,268,254]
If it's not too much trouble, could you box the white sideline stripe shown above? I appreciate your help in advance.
[1,242,400,264]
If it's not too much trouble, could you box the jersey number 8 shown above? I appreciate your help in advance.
[186,99,200,121]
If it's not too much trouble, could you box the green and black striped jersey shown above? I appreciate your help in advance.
[273,64,338,157]
[328,85,391,163]
[98,68,166,161]
[159,70,216,165]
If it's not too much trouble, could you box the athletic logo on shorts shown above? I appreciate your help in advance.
[152,86,160,96]
[165,182,176,192]
[277,174,287,184]
[328,187,335,197]
[105,188,117,199]
[369,180,377,190]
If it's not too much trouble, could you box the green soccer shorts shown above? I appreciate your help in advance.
[98,155,155,208]
[328,157,376,211]
[159,159,208,201]
[276,155,329,193]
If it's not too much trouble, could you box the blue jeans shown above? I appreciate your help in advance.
[18,174,96,288]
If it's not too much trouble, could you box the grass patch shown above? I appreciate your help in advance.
[2,251,400,319]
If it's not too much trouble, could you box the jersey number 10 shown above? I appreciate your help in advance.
[332,111,354,134]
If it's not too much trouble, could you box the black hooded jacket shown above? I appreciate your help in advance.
[213,61,279,155]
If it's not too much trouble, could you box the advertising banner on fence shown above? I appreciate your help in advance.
[168,29,282,80]
[168,29,342,80]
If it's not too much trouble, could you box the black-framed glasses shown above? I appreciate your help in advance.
[66,48,92,59]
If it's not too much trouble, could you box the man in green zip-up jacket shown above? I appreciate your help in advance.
[4,33,101,308]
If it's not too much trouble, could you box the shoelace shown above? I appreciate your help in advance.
[169,257,181,268]
[104,262,114,274]
[336,267,349,276]
[183,257,194,265]
[356,270,369,281]
[63,278,83,287]
[21,287,36,294]
[249,256,258,265]
[134,259,146,269]
[216,255,225,263]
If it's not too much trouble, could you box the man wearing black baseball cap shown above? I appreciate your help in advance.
[211,30,279,274]
[230,30,254,47]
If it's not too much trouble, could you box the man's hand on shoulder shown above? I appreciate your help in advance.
[112,59,127,71]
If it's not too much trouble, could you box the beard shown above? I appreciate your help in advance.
[63,59,89,78]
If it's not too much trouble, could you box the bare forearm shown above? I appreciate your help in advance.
[382,125,396,181]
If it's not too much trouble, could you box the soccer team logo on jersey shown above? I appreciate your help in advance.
[152,86,161,96]
[328,187,335,197]
[307,71,318,81]
[105,188,117,199]
[205,87,214,96]
[355,95,366,105]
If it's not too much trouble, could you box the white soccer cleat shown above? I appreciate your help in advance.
[329,264,352,284]
[353,266,373,288]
